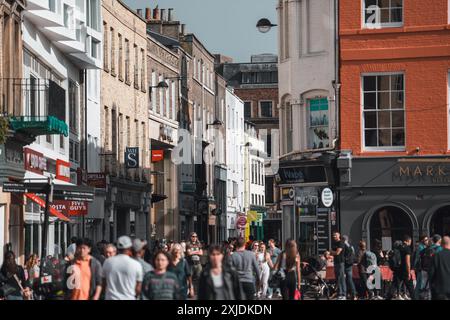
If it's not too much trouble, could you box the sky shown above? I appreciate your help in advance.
[123,0,278,63]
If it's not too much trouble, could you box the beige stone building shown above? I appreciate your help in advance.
[101,0,150,241]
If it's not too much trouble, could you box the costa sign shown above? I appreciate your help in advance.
[50,200,88,216]
[24,148,47,174]
[56,159,71,182]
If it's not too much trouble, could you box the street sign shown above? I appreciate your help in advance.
[321,188,334,207]
[236,216,247,229]
[2,182,27,193]
[53,190,94,202]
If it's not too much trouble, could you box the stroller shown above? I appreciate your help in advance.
[301,256,333,300]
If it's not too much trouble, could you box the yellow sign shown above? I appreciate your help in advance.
[245,222,250,242]
[247,210,257,222]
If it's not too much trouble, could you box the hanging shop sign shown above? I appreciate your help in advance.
[151,150,164,162]
[125,147,139,169]
[24,148,47,175]
[236,215,247,229]
[56,159,71,183]
[321,188,334,208]
[87,172,107,189]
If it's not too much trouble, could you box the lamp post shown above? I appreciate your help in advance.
[256,18,277,33]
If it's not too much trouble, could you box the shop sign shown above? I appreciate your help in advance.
[151,150,164,162]
[321,188,334,207]
[236,215,247,229]
[87,172,106,189]
[247,210,258,222]
[395,163,450,184]
[50,200,88,216]
[56,159,71,183]
[277,166,327,185]
[125,147,139,169]
[24,148,47,175]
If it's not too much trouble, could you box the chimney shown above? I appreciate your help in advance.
[136,9,142,17]
[180,24,186,35]
[153,7,160,20]
[145,7,151,21]
[160,9,166,21]
[168,8,174,22]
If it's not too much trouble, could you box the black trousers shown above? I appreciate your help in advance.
[241,282,255,300]
[390,271,415,298]
[281,270,296,300]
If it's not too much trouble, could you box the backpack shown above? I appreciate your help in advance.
[388,247,402,271]
[362,251,377,269]
[419,246,436,272]
[344,243,356,267]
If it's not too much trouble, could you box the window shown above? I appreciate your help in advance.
[63,5,74,30]
[266,132,272,157]
[103,22,108,71]
[91,39,100,59]
[141,49,145,91]
[364,0,403,28]
[260,101,273,117]
[110,28,115,75]
[285,102,293,153]
[134,45,139,88]
[308,98,329,150]
[171,81,176,120]
[69,140,80,163]
[49,0,56,12]
[125,39,130,83]
[265,176,274,203]
[86,0,100,31]
[118,34,123,79]
[362,73,405,150]
[151,71,156,110]
[244,101,252,118]
[69,80,78,134]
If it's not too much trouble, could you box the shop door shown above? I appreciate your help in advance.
[297,221,318,259]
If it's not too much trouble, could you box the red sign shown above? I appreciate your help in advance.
[56,159,71,182]
[24,148,47,175]
[151,150,164,162]
[236,216,247,229]
[25,193,70,222]
[50,200,88,216]
[87,172,106,188]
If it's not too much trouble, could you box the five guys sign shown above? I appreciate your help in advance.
[50,200,87,216]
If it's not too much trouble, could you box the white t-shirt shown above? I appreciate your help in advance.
[103,254,144,300]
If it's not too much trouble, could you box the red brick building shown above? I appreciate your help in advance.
[338,0,450,250]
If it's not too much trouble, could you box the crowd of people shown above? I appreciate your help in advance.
[1,231,450,300]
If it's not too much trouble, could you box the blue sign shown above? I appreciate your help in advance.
[125,147,139,169]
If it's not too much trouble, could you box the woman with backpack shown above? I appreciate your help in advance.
[274,239,301,300]
[357,241,377,299]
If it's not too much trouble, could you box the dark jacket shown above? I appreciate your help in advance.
[63,256,103,300]
[198,265,244,300]
[0,265,28,297]
[429,248,450,295]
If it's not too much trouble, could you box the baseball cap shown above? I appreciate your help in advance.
[133,238,147,252]
[117,236,133,250]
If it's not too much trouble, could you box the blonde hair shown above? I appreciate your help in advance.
[170,243,185,259]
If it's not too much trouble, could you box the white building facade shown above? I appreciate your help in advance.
[277,0,339,257]
[225,88,244,238]
[20,0,102,258]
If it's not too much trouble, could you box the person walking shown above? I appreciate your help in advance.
[186,232,203,294]
[257,242,273,299]
[274,239,301,300]
[0,251,31,300]
[104,244,117,259]
[413,234,430,300]
[64,238,103,300]
[230,237,260,300]
[357,240,377,300]
[267,239,282,299]
[102,236,143,300]
[331,232,346,300]
[389,235,415,300]
[170,243,194,299]
[24,254,40,289]
[429,236,450,300]
[132,239,153,275]
[343,235,357,300]
[198,245,243,300]
[141,251,180,300]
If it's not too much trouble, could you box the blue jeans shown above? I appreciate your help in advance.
[334,263,346,297]
[345,265,357,297]
[267,270,281,296]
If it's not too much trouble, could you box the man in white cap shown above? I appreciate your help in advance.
[102,236,143,300]
[132,238,153,274]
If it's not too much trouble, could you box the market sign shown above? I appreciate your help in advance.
[24,148,47,175]
[50,200,87,216]
[321,188,334,208]
[87,172,106,189]
[56,159,71,182]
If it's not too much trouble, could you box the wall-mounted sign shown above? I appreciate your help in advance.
[151,150,164,162]
[321,188,334,208]
[56,159,71,182]
[125,147,139,169]
[24,148,47,175]
[278,166,327,184]
[87,172,106,189]
[50,200,87,216]
[236,215,247,229]
[281,187,294,200]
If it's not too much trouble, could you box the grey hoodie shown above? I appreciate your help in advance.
[230,250,260,283]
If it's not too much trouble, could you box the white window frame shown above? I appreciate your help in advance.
[361,71,406,152]
[362,0,404,29]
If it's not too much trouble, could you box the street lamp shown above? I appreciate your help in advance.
[149,81,169,93]
[256,18,277,33]
[206,119,223,128]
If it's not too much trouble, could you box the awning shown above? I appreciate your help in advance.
[25,193,71,222]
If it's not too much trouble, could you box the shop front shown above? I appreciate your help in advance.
[339,156,450,251]
[277,158,337,257]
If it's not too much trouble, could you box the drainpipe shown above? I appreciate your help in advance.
[333,0,341,151]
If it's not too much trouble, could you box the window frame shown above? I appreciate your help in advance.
[362,0,404,29]
[259,100,273,118]
[361,71,406,152]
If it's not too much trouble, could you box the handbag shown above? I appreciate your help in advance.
[13,274,33,300]
[294,289,301,300]
[0,282,17,298]
[269,269,286,289]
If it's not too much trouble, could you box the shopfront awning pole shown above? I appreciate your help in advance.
[39,176,54,279]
